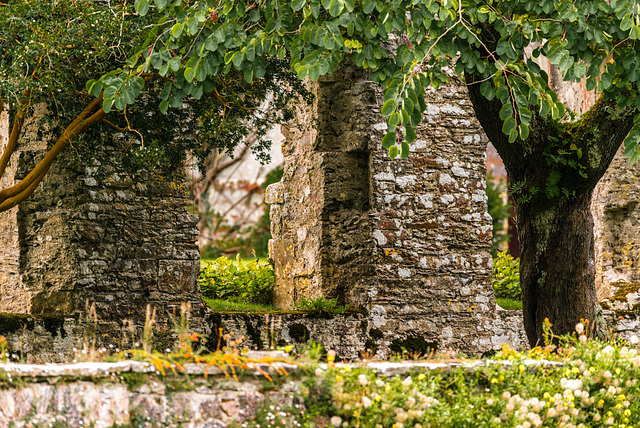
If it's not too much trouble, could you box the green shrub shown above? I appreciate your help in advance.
[203,298,276,312]
[199,255,274,306]
[492,250,521,301]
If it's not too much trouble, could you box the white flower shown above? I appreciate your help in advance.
[602,345,615,355]
[315,368,324,377]
[402,376,413,387]
[362,396,372,408]
[358,374,368,386]
[575,323,584,334]
[579,335,587,344]
[330,416,342,427]
[630,335,639,345]
[375,379,385,387]
[406,396,416,408]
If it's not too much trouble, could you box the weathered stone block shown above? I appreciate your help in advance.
[0,107,205,344]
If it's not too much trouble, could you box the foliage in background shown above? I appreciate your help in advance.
[0,1,308,213]
[485,171,512,258]
[200,165,284,258]
[199,255,275,307]
[492,250,521,301]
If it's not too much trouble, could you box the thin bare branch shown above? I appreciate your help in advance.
[0,106,26,179]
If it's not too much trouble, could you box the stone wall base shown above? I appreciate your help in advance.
[2,309,639,364]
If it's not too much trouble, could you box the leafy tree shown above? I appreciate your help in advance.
[5,0,640,346]
[0,0,305,210]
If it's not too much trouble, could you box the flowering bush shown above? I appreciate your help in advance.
[244,326,640,427]
[315,331,640,427]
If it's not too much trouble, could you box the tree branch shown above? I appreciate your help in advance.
[0,163,49,212]
[0,98,105,209]
[0,105,26,179]
[570,96,637,192]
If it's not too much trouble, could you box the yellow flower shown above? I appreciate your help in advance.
[589,367,596,373]
[491,378,498,384]
[571,367,580,374]
[519,364,525,373]
[385,385,391,392]
[616,368,621,375]
[418,373,426,380]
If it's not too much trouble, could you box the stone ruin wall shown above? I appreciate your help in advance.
[3,62,640,359]
[268,63,523,356]
[0,107,204,342]
[592,149,640,307]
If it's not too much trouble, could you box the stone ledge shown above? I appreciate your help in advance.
[0,355,571,427]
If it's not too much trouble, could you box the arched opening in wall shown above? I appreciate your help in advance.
[485,142,520,258]
[190,126,285,261]
[486,142,522,310]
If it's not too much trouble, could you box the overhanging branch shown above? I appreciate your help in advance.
[0,97,106,213]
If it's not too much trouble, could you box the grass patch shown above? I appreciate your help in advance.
[203,298,276,313]
[496,297,522,310]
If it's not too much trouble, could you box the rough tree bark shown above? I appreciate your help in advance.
[467,74,637,346]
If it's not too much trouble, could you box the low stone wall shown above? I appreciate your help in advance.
[3,308,640,364]
[207,308,529,359]
[0,358,303,427]
[0,314,79,363]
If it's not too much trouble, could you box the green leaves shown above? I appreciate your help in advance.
[382,131,396,149]
[134,0,150,16]
[83,0,640,169]
[381,99,397,117]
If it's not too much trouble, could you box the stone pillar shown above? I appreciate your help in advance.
[0,107,204,337]
[592,146,640,308]
[268,64,503,355]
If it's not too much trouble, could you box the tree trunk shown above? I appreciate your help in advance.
[465,72,636,347]
[515,191,602,346]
